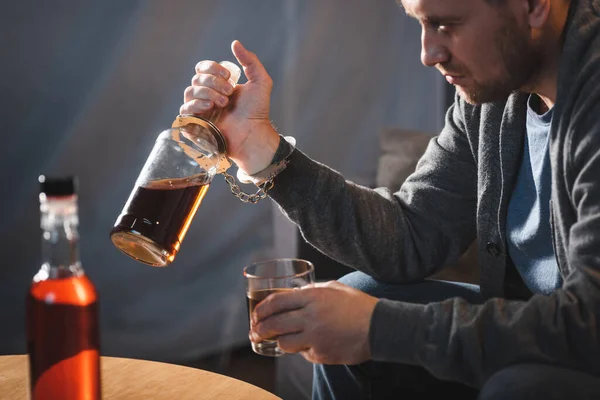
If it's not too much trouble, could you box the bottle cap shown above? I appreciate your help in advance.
[220,61,241,86]
[39,175,78,196]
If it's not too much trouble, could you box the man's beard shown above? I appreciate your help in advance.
[452,14,542,105]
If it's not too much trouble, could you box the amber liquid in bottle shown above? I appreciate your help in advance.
[27,180,101,400]
[27,275,100,399]
[110,175,210,267]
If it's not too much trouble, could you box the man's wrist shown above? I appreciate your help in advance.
[237,135,296,185]
[231,122,280,175]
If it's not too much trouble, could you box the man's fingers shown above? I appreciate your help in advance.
[195,60,230,80]
[180,99,213,116]
[184,86,228,107]
[191,73,234,96]
[276,332,309,354]
[311,281,340,289]
[253,289,310,323]
[253,309,306,341]
[231,40,272,87]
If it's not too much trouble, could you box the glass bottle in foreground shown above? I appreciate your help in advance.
[26,175,101,400]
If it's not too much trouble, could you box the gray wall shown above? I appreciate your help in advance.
[0,0,445,363]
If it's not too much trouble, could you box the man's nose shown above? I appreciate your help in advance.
[420,30,449,67]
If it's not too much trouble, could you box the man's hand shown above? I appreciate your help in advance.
[180,40,280,175]
[250,281,379,365]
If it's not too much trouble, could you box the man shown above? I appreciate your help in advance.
[181,0,600,398]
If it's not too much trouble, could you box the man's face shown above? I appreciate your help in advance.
[402,0,542,104]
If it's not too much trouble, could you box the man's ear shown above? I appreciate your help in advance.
[527,0,551,29]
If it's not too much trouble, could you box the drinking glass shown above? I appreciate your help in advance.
[244,258,315,357]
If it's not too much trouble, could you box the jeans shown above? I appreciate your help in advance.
[312,271,600,400]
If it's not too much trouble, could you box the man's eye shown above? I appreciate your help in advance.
[427,20,453,33]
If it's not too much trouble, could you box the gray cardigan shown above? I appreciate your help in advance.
[268,0,600,388]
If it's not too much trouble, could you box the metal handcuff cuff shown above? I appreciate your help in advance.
[171,114,296,204]
[229,134,296,204]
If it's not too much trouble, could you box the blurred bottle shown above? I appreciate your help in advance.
[26,175,101,400]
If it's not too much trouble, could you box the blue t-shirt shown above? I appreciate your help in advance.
[506,95,562,295]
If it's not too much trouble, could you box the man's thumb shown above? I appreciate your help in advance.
[231,40,270,85]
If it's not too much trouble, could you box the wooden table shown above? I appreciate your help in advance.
[0,355,281,399]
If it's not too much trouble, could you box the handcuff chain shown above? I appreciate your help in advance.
[222,171,274,204]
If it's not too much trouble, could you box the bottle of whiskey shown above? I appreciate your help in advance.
[26,175,101,399]
[111,61,243,267]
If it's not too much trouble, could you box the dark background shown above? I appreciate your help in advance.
[0,0,450,394]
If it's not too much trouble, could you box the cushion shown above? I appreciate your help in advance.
[376,128,432,190]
